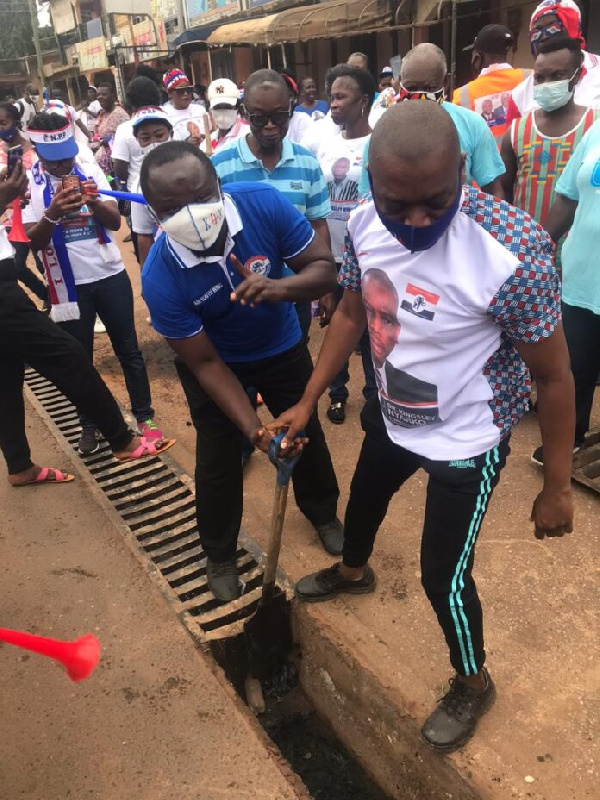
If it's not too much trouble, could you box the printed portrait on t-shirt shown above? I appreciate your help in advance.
[327,157,359,203]
[363,268,440,428]
[363,268,401,372]
[493,92,511,124]
[474,92,510,128]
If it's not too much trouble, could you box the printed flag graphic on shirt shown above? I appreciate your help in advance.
[401,283,440,321]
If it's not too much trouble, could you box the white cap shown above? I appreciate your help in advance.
[207,78,239,108]
[132,105,172,129]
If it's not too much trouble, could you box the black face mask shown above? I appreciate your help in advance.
[368,168,463,253]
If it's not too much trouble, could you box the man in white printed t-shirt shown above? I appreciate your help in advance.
[271,101,575,753]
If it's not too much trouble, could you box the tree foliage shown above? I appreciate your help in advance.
[0,1,56,59]
[0,0,34,58]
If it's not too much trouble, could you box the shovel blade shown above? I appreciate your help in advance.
[243,588,292,680]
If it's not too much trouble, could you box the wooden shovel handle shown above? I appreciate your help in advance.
[262,481,289,593]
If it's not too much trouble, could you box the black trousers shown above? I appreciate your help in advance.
[0,259,132,475]
[562,302,600,446]
[176,341,339,562]
[343,396,509,676]
[60,269,153,425]
[13,242,48,304]
[329,281,377,402]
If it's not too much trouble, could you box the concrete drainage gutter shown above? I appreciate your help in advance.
[293,608,479,800]
[24,369,481,800]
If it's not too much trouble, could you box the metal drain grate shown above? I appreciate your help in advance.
[24,369,280,642]
[572,429,600,495]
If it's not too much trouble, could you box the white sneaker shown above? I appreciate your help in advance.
[94,317,106,334]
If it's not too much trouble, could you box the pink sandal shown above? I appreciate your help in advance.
[12,467,75,487]
[115,437,176,463]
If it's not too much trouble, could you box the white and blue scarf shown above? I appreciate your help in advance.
[32,161,118,322]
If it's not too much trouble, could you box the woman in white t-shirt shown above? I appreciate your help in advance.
[316,64,377,424]
[161,69,207,145]
[22,111,167,455]
[317,65,374,262]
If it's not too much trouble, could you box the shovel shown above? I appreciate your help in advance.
[243,431,302,681]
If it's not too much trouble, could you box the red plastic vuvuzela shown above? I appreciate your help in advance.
[0,628,101,682]
[7,200,30,244]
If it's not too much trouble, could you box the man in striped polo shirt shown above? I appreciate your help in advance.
[212,69,332,342]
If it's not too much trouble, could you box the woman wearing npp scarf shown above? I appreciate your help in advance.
[22,112,170,455]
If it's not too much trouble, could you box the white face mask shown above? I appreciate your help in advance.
[533,73,576,112]
[140,141,165,155]
[160,198,226,251]
[211,108,238,131]
[29,94,40,105]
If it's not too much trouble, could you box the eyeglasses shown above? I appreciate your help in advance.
[243,104,292,128]
[530,22,563,43]
[173,87,193,96]
[398,85,445,105]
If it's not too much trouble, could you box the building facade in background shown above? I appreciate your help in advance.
[2,0,594,115]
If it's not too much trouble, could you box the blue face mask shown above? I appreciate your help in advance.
[0,126,18,143]
[368,169,463,252]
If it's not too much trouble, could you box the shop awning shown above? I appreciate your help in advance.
[173,23,220,48]
[206,0,394,46]
[205,14,280,46]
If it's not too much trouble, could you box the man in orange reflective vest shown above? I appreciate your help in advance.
[453,24,532,146]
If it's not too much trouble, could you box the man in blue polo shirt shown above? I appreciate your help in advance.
[140,141,342,602]
[212,68,332,340]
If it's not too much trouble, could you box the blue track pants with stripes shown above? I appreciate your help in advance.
[343,396,510,677]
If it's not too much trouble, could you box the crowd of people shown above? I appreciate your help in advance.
[1,0,597,756]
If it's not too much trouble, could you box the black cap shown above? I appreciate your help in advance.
[463,24,514,53]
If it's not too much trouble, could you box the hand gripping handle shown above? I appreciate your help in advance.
[268,431,304,486]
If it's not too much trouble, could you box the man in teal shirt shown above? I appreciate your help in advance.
[361,43,506,197]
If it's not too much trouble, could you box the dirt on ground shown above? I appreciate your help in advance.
[75,231,600,799]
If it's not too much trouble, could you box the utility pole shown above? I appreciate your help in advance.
[450,0,457,96]
[27,0,45,83]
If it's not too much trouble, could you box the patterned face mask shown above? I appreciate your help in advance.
[398,85,445,105]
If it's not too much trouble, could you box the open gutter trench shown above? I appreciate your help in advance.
[25,368,486,800]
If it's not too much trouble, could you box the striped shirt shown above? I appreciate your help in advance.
[211,134,331,220]
[511,107,600,228]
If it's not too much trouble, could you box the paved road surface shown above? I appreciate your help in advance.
[0,407,306,800]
